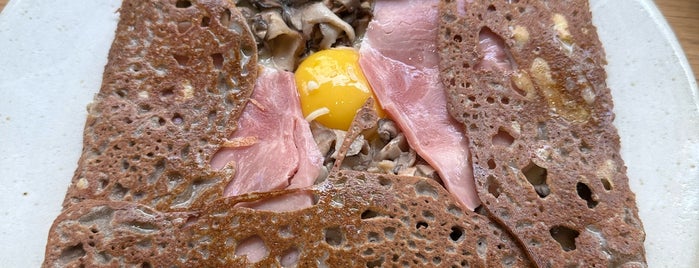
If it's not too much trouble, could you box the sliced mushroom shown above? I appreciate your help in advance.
[290,2,355,45]
[397,167,417,176]
[415,164,437,179]
[376,160,396,174]
[310,121,338,158]
[331,132,366,158]
[377,133,408,161]
[318,23,343,49]
[330,0,360,13]
[261,10,304,71]
[377,118,398,142]
[250,13,269,41]
[394,150,417,172]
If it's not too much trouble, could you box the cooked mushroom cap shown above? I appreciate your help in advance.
[237,0,372,70]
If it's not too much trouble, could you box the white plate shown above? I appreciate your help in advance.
[0,0,697,266]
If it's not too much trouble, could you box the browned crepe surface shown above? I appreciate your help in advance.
[45,171,533,267]
[60,0,257,212]
[44,0,646,267]
[438,0,646,266]
[44,0,530,267]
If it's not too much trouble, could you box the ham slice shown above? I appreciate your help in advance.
[359,0,480,210]
[475,28,514,72]
[210,67,322,211]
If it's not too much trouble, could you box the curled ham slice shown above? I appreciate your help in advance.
[210,67,323,211]
[359,0,480,210]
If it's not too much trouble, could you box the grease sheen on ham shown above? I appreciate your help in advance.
[359,0,480,210]
[210,67,323,211]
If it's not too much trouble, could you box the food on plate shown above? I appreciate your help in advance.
[42,0,646,267]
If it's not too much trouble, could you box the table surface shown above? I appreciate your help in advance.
[0,0,696,84]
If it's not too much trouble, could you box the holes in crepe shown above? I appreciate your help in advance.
[110,183,128,200]
[125,218,157,233]
[463,61,471,70]
[383,227,396,240]
[175,0,191,8]
[115,88,128,98]
[173,54,189,66]
[161,86,175,98]
[576,182,598,208]
[201,16,211,27]
[367,231,382,243]
[579,140,592,153]
[453,34,463,43]
[487,4,496,12]
[324,226,344,246]
[492,127,514,147]
[476,237,487,257]
[378,176,392,187]
[220,9,231,28]
[141,262,152,268]
[177,21,192,34]
[367,257,385,268]
[475,27,515,71]
[172,113,184,125]
[414,181,438,199]
[59,243,86,264]
[361,209,384,220]
[138,103,152,113]
[487,159,496,169]
[416,221,428,229]
[278,225,292,238]
[279,247,300,267]
[211,53,224,69]
[217,74,231,93]
[235,236,268,263]
[121,159,130,171]
[486,175,502,198]
[601,178,613,191]
[450,226,464,242]
[523,161,549,198]
[204,110,216,125]
[422,210,435,221]
[549,226,580,252]
[361,209,379,220]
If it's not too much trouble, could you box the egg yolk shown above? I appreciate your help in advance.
[295,48,382,131]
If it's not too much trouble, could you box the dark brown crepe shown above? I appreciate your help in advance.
[43,0,646,267]
[44,1,528,267]
[438,0,646,266]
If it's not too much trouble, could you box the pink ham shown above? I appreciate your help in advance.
[210,67,323,211]
[359,0,480,210]
[475,28,514,72]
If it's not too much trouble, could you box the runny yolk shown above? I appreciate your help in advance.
[295,48,382,131]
